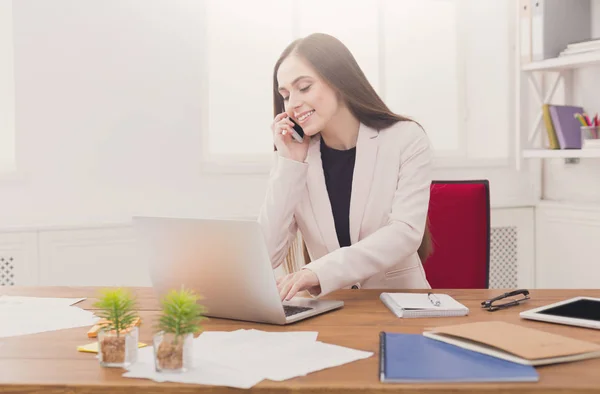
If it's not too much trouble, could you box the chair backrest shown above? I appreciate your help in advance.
[423,180,490,289]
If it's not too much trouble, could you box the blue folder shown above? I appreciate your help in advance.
[379,332,539,383]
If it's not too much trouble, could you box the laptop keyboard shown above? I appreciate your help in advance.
[283,305,313,317]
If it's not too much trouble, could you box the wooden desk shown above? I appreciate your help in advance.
[1,287,600,393]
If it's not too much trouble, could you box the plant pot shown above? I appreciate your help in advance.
[153,331,193,373]
[98,326,139,368]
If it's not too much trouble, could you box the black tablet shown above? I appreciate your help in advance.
[520,297,600,330]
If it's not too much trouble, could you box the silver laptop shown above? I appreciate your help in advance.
[132,216,343,325]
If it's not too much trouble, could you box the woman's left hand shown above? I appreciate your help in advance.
[277,269,320,301]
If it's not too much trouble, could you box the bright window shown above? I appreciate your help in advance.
[205,0,293,160]
[203,0,513,166]
[383,0,461,153]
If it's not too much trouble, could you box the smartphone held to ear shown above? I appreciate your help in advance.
[289,117,305,143]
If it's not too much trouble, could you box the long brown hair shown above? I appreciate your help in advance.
[273,33,433,274]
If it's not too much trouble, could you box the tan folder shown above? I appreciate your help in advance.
[423,321,600,366]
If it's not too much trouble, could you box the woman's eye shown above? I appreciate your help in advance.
[282,96,289,101]
[300,85,311,92]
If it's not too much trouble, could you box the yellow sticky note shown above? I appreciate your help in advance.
[77,341,147,353]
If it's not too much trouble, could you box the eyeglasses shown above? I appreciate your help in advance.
[481,289,530,312]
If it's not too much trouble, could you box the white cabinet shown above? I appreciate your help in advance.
[0,225,152,287]
[38,226,151,287]
[535,202,600,288]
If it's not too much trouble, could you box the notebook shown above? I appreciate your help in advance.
[548,104,584,149]
[423,321,600,366]
[380,292,469,318]
[542,104,560,149]
[379,332,539,383]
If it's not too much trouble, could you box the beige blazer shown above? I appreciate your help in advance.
[258,121,432,297]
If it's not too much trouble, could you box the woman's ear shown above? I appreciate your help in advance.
[334,90,349,109]
[335,90,343,101]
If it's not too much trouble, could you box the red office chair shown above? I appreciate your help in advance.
[423,180,490,289]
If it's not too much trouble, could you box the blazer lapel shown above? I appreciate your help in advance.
[349,123,379,245]
[306,135,340,252]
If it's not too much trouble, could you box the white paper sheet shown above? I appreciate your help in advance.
[124,347,265,389]
[0,295,86,307]
[122,329,373,388]
[193,329,319,356]
[0,296,98,338]
[261,341,373,381]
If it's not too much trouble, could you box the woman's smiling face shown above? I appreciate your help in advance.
[276,54,342,137]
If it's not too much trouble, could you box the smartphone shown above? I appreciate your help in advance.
[289,117,305,143]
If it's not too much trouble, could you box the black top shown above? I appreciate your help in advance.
[320,138,356,248]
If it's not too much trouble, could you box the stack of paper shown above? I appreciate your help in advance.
[123,329,373,389]
[0,296,99,338]
[559,38,600,57]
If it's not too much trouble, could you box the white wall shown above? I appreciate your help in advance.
[2,0,267,228]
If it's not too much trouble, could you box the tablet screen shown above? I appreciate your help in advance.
[537,299,600,322]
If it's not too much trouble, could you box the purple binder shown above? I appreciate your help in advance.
[549,105,584,149]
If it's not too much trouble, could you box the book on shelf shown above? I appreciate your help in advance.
[549,105,584,149]
[542,104,585,150]
[542,104,560,149]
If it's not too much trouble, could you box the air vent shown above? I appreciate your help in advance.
[489,226,518,289]
[0,256,16,286]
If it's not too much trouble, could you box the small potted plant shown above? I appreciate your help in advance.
[93,288,140,368]
[153,287,206,373]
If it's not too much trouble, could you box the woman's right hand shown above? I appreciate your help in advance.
[271,113,310,163]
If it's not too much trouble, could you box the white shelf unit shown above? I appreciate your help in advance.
[522,51,600,72]
[520,51,600,164]
[522,148,600,159]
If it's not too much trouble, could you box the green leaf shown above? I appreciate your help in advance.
[154,287,207,336]
[92,288,139,337]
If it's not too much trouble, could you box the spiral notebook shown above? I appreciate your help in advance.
[379,332,539,383]
[380,293,469,318]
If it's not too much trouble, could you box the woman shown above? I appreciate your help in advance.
[258,33,433,302]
